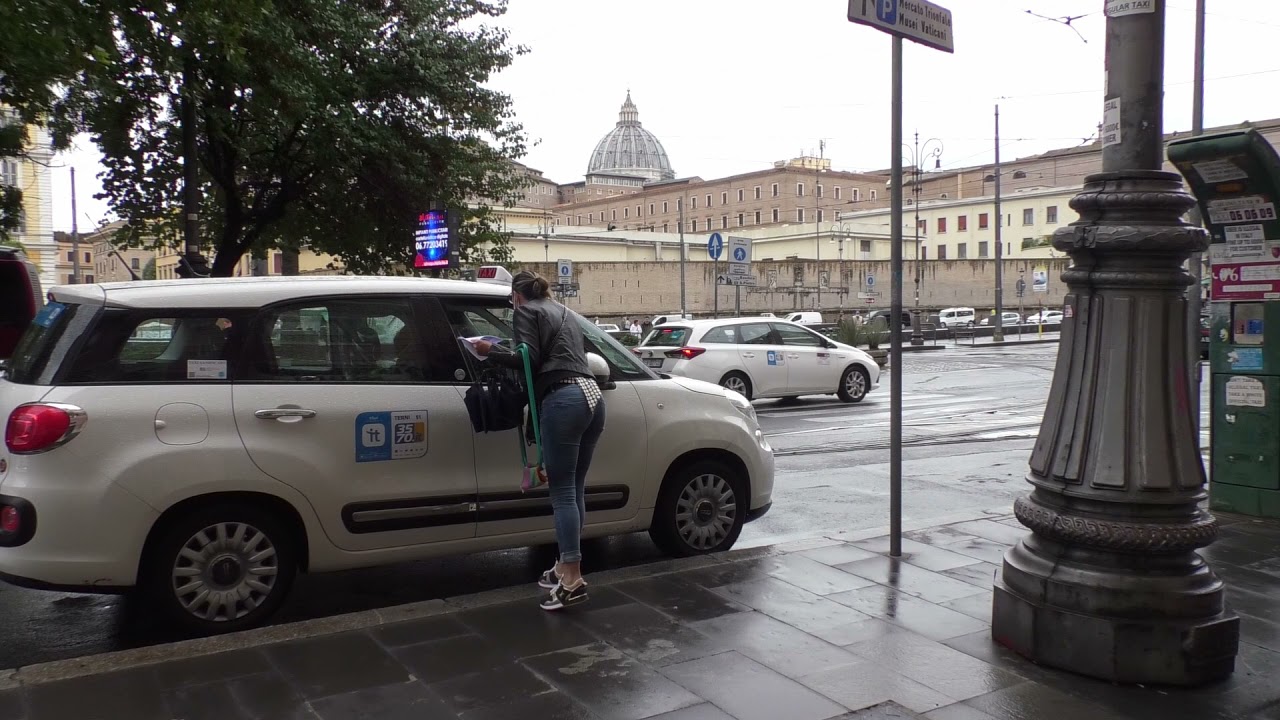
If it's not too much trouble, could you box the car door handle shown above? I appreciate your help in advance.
[742,353,756,359]
[255,408,317,420]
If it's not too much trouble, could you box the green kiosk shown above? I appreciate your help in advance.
[1170,129,1280,517]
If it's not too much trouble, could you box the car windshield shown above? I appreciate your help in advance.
[645,326,690,347]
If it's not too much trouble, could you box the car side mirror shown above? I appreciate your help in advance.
[586,352,616,390]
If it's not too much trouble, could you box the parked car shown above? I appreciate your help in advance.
[937,307,977,328]
[1026,310,1064,325]
[784,311,823,325]
[867,310,911,329]
[0,274,774,632]
[0,247,42,360]
[980,312,1022,327]
[632,317,880,403]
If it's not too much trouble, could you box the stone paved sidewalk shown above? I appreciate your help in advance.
[2,511,1279,720]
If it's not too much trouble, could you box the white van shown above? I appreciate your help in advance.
[784,312,823,326]
[938,307,976,328]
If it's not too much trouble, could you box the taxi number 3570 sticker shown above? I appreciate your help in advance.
[355,410,428,463]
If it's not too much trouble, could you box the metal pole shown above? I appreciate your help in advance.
[993,104,1005,342]
[679,197,686,316]
[889,35,904,559]
[714,255,719,318]
[1188,0,1206,435]
[182,58,200,258]
[816,140,823,312]
[69,167,80,284]
[736,285,741,317]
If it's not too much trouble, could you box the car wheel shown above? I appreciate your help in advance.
[720,371,753,401]
[650,460,747,557]
[838,365,870,403]
[144,503,297,634]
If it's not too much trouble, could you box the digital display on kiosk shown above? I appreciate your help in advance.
[413,210,452,269]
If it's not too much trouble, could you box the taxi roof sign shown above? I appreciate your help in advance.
[475,266,513,285]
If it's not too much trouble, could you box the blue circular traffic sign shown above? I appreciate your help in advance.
[866,274,875,287]
[708,233,724,260]
[733,246,747,262]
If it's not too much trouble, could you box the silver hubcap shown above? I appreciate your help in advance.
[171,522,279,622]
[845,370,866,398]
[676,474,737,550]
[723,376,747,396]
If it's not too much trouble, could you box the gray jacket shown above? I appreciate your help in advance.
[491,297,591,402]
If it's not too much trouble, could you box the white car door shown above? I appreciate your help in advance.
[232,295,478,552]
[735,322,788,397]
[772,323,834,393]
[437,296,647,539]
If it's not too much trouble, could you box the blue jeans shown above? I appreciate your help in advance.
[540,383,606,564]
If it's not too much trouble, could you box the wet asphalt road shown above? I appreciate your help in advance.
[0,345,1067,669]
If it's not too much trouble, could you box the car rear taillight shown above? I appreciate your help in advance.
[5,403,86,454]
[0,506,19,533]
[666,347,707,360]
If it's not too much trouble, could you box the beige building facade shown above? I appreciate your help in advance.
[51,231,94,285]
[87,221,154,282]
[153,246,343,280]
[1,113,58,289]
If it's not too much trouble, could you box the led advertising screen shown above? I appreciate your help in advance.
[414,210,452,269]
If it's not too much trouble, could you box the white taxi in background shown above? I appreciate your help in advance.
[0,272,773,633]
[633,317,879,403]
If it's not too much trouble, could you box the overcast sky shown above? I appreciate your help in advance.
[51,0,1280,231]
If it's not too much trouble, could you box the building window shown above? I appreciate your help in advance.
[1007,242,1012,255]
[676,198,683,212]
[817,185,824,199]
[796,208,805,223]
[662,201,669,213]
[1023,208,1034,225]
[817,209,824,223]
[66,251,74,261]
[0,159,17,188]
[589,213,594,223]
[706,194,712,208]
[937,245,947,260]
[860,239,872,254]
[852,188,860,202]
[937,217,947,233]
[797,183,805,197]
[624,207,629,218]
[958,215,968,232]
[737,189,745,202]
[720,216,727,229]
[612,209,617,220]
[957,243,968,259]
[870,190,878,201]
[755,211,762,224]
[690,219,697,232]
[273,254,284,274]
[978,241,989,258]
[917,219,926,233]
[636,205,641,217]
[921,246,928,260]
[1046,205,1058,224]
[835,187,842,200]
[663,224,669,232]
[738,213,745,226]
[721,192,728,205]
[979,213,989,229]
[83,274,94,283]
[755,186,762,200]
[772,209,780,223]
[691,197,698,209]
[771,183,779,198]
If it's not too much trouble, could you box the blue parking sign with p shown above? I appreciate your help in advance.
[877,0,898,24]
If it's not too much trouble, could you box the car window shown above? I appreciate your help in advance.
[245,297,456,383]
[577,317,655,380]
[739,323,775,345]
[62,310,247,384]
[773,323,825,347]
[700,326,737,344]
[646,326,690,347]
[8,301,93,385]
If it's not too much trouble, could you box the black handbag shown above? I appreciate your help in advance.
[463,366,527,433]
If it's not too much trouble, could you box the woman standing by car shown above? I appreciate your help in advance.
[473,271,605,611]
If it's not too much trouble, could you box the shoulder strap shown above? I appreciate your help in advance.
[517,344,542,463]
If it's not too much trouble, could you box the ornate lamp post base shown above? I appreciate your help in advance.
[991,170,1239,687]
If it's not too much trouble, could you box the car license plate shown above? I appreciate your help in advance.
[644,358,664,368]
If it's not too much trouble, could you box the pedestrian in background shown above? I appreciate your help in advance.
[473,270,605,611]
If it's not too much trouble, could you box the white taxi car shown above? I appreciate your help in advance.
[0,275,773,632]
[633,317,879,403]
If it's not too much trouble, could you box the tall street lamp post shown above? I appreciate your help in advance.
[991,2,1238,686]
[904,133,941,345]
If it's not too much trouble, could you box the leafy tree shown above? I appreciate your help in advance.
[62,0,527,275]
[142,257,156,280]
